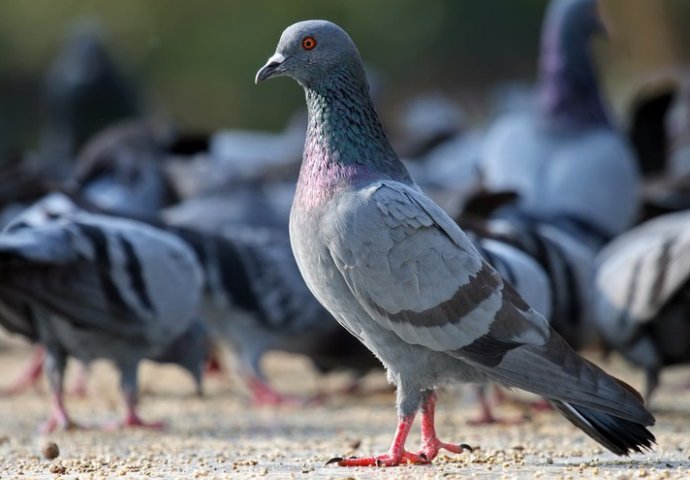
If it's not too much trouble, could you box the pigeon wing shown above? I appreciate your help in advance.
[327,180,652,423]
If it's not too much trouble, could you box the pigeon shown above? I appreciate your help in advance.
[161,183,288,233]
[36,21,140,182]
[632,77,690,221]
[0,193,205,431]
[593,209,690,399]
[397,93,467,159]
[162,223,381,405]
[66,120,178,216]
[209,111,307,183]
[256,19,654,466]
[461,212,598,351]
[627,78,677,178]
[62,193,380,404]
[465,231,554,423]
[480,0,640,249]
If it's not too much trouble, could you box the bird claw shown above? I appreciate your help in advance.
[328,451,431,467]
[102,414,166,431]
[412,439,474,461]
[39,416,83,434]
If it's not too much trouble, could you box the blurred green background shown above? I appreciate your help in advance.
[1,0,688,147]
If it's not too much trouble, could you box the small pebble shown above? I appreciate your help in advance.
[41,442,60,460]
[49,463,66,474]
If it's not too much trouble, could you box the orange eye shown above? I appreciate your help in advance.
[302,36,317,50]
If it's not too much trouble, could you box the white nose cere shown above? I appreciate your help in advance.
[255,52,286,84]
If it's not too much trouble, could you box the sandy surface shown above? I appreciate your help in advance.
[0,336,689,480]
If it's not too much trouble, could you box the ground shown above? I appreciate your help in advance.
[0,336,688,480]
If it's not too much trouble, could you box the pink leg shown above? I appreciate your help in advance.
[417,391,472,460]
[247,377,321,407]
[493,384,551,412]
[468,386,525,425]
[468,386,501,425]
[204,344,224,377]
[68,362,89,397]
[117,389,165,429]
[2,346,45,395]
[328,414,428,467]
[40,391,78,433]
[120,408,166,429]
[40,352,81,433]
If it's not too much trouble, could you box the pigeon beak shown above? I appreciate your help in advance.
[255,52,286,84]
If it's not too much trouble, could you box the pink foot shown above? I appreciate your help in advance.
[39,412,82,434]
[416,436,473,459]
[470,386,526,425]
[467,411,525,426]
[327,391,473,468]
[2,346,45,396]
[204,352,224,377]
[529,399,552,412]
[103,413,166,430]
[248,378,322,407]
[68,368,89,398]
[328,450,429,467]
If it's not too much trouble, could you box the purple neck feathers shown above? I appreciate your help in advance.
[536,0,610,127]
[295,68,411,209]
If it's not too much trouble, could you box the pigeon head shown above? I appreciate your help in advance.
[544,0,604,48]
[255,20,365,89]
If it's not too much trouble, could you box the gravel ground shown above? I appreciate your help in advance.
[0,336,689,480]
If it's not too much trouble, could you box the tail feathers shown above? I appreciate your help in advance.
[550,400,656,456]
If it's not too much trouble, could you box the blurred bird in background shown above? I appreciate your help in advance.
[0,194,205,431]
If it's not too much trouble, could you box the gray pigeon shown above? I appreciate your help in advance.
[170,224,381,405]
[0,193,204,431]
[479,0,640,250]
[66,120,178,216]
[36,21,140,182]
[463,214,598,351]
[594,210,690,398]
[256,19,654,466]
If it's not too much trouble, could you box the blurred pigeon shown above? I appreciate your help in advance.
[256,19,654,465]
[209,111,306,184]
[466,231,553,424]
[63,193,380,404]
[461,211,598,351]
[162,183,289,232]
[397,93,484,218]
[36,21,140,182]
[0,193,204,431]
[66,120,178,216]
[480,0,640,249]
[168,224,380,405]
[627,78,677,178]
[666,79,690,176]
[397,93,467,158]
[594,210,690,398]
[634,76,690,220]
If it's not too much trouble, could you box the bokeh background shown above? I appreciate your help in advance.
[0,0,689,149]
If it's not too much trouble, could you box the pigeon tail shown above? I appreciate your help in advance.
[550,399,655,455]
